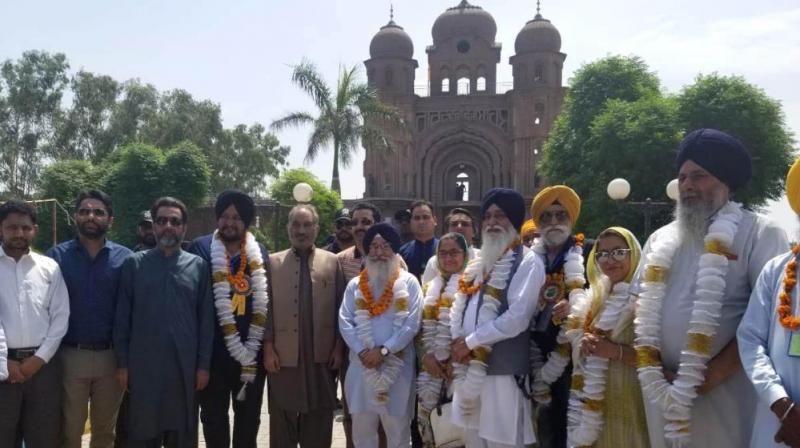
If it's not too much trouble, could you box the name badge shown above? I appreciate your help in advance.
[788,332,800,357]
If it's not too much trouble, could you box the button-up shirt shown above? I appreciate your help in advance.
[46,238,132,345]
[0,247,69,362]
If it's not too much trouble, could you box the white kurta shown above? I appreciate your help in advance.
[631,208,787,448]
[451,250,545,446]
[339,270,423,417]
[738,251,800,448]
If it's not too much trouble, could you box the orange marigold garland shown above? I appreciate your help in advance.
[359,269,400,316]
[778,244,800,331]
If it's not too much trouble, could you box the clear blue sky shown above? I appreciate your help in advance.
[2,0,798,237]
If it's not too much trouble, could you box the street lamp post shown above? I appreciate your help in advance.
[607,178,679,238]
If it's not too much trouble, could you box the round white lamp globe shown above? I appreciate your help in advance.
[293,182,313,203]
[666,179,679,201]
[607,178,631,201]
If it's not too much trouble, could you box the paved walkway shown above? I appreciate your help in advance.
[82,407,348,447]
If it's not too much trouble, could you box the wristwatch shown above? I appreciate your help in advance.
[380,346,389,356]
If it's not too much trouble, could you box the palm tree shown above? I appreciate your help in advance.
[271,60,406,194]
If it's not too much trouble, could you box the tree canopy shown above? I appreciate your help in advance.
[541,55,795,241]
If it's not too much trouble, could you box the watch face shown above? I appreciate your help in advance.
[381,347,389,356]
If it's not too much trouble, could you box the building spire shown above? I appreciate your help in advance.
[390,3,394,21]
[535,0,542,19]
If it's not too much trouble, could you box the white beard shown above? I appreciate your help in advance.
[480,226,518,271]
[365,256,400,295]
[675,199,717,244]
[542,224,571,247]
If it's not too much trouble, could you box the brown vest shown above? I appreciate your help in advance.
[268,248,338,367]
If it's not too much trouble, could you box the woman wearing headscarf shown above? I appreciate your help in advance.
[565,227,649,447]
[417,232,470,448]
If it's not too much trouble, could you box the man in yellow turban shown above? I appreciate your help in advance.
[528,184,587,448]
[521,219,538,248]
[788,157,800,216]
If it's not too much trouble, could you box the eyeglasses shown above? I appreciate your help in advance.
[438,249,465,259]
[539,210,569,224]
[594,248,631,263]
[154,217,184,227]
[336,220,353,229]
[77,208,108,218]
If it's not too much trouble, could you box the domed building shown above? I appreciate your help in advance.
[362,1,566,220]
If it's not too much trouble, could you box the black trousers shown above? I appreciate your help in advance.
[198,354,267,448]
[0,357,62,448]
[535,365,571,448]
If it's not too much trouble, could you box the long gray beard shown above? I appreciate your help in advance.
[365,256,400,295]
[674,200,718,244]
[480,227,518,270]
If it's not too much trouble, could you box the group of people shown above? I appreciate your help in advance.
[0,126,799,448]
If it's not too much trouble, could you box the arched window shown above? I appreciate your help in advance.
[534,63,544,83]
[455,172,470,201]
[441,78,450,93]
[384,67,394,87]
[476,77,486,92]
[457,77,470,95]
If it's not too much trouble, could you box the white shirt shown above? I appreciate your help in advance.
[0,247,69,362]
[452,249,545,446]
[738,251,800,448]
[0,317,7,381]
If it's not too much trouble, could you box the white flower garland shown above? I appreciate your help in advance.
[531,240,586,405]
[566,281,632,447]
[450,249,516,416]
[634,201,743,446]
[210,231,269,400]
[418,273,459,411]
[354,272,409,405]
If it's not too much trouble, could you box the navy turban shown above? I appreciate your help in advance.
[215,190,255,228]
[363,222,402,254]
[481,188,526,232]
[675,128,752,190]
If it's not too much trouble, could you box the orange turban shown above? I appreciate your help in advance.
[521,219,537,237]
[788,158,800,215]
[531,185,581,226]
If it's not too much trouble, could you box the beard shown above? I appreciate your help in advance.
[675,192,726,244]
[541,224,571,248]
[365,255,400,295]
[78,222,108,240]
[219,225,245,243]
[157,232,182,249]
[336,229,354,243]
[480,226,519,269]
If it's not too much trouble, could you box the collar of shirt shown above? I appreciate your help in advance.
[0,246,33,262]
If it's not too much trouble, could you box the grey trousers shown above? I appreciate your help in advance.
[269,407,334,448]
[0,357,62,448]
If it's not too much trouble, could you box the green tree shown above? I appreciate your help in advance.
[677,74,795,207]
[541,55,662,191]
[53,70,120,161]
[269,168,342,251]
[271,60,405,193]
[0,51,70,198]
[214,124,290,195]
[580,97,682,239]
[100,142,210,247]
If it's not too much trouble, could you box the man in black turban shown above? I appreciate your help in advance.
[187,189,269,447]
[627,128,788,447]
